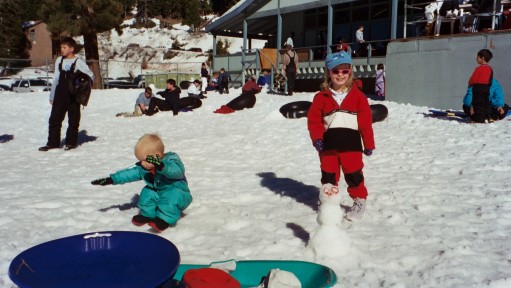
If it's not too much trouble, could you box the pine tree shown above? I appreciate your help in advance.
[200,0,213,16]
[39,0,124,89]
[182,0,201,31]
[117,0,137,17]
[18,0,45,22]
[211,0,239,15]
[168,0,183,19]
[0,0,31,71]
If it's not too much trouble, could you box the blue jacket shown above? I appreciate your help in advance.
[111,152,189,192]
[464,79,505,108]
[217,72,231,84]
[257,75,271,86]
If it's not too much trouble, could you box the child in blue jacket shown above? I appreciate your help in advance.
[92,134,192,232]
[463,78,510,122]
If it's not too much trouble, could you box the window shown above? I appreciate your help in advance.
[30,80,48,86]
[371,4,389,19]
[352,7,369,22]
[334,9,351,24]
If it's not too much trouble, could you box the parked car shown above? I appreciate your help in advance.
[133,75,145,88]
[11,79,51,93]
[187,47,203,52]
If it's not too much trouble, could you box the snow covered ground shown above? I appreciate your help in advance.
[1,86,510,287]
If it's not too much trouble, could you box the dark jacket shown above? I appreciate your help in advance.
[201,67,209,78]
[217,72,231,84]
[157,87,181,104]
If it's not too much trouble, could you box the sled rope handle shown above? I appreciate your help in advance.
[16,258,34,275]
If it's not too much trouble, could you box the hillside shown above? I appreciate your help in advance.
[92,17,266,79]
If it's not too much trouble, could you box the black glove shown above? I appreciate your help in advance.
[91,177,113,186]
[146,154,164,171]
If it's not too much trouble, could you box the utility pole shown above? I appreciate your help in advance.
[144,0,148,27]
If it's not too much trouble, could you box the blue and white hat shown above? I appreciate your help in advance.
[325,51,352,70]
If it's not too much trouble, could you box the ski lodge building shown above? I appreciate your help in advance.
[205,0,511,109]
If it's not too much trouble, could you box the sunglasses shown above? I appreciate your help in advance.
[330,69,351,75]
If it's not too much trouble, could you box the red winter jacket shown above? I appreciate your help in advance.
[307,86,375,152]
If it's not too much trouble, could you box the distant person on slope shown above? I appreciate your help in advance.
[463,78,509,122]
[135,86,155,115]
[281,44,298,96]
[217,68,231,94]
[307,51,375,220]
[200,62,210,95]
[145,79,181,116]
[465,49,495,123]
[39,37,94,152]
[374,63,385,98]
[187,79,206,99]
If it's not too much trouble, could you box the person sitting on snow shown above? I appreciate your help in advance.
[242,75,262,94]
[187,79,206,99]
[134,86,155,115]
[463,78,510,122]
[257,69,270,86]
[91,133,192,232]
[145,79,181,116]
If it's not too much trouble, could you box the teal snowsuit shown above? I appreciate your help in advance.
[110,152,192,225]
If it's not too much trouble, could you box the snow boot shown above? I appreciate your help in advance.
[131,214,153,226]
[149,217,170,232]
[38,145,59,151]
[346,198,366,220]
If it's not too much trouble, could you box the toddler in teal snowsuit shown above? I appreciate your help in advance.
[92,134,192,232]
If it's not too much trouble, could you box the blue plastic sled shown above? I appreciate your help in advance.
[9,231,180,288]
[173,259,337,287]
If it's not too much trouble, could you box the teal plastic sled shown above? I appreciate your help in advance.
[172,259,337,287]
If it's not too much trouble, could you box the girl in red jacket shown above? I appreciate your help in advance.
[307,51,375,220]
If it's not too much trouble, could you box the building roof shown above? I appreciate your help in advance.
[205,0,362,39]
[205,0,272,39]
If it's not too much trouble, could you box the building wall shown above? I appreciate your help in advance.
[27,22,53,67]
[386,31,511,109]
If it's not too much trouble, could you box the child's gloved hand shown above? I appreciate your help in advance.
[313,139,324,153]
[91,177,113,186]
[146,154,164,171]
[363,149,373,156]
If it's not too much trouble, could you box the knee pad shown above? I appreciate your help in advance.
[321,170,336,185]
[344,169,364,187]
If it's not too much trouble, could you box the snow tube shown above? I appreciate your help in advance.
[173,259,337,287]
[178,97,202,110]
[279,101,312,119]
[179,81,191,89]
[9,231,180,288]
[370,104,388,123]
[226,92,256,111]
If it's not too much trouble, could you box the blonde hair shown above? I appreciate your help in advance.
[320,66,354,91]
[134,134,165,160]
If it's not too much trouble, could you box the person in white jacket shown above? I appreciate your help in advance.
[187,80,205,99]
[374,63,385,98]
